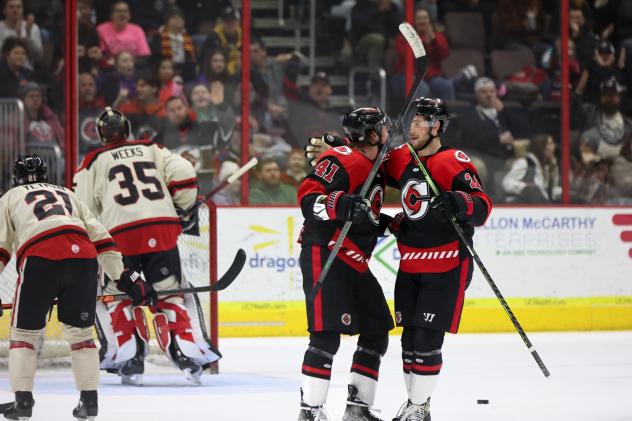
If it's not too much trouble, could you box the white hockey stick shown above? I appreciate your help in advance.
[206,157,258,199]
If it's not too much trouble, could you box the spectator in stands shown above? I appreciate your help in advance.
[198,5,241,76]
[0,0,43,64]
[154,57,183,104]
[610,134,632,202]
[541,37,582,102]
[249,37,303,138]
[502,134,560,203]
[156,95,232,152]
[209,160,241,205]
[189,83,235,131]
[350,0,401,67]
[78,0,102,69]
[0,37,38,98]
[282,149,308,188]
[459,77,530,197]
[569,4,598,68]
[391,8,454,101]
[151,7,197,82]
[98,51,137,106]
[78,71,105,155]
[20,82,64,150]
[119,72,165,132]
[575,40,624,104]
[495,0,547,49]
[97,1,150,60]
[579,77,632,160]
[287,71,342,143]
[249,158,297,204]
[195,48,237,112]
[570,158,613,204]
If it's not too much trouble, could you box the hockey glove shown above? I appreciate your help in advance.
[431,191,474,221]
[326,191,371,224]
[305,134,346,166]
[116,269,157,307]
[386,212,406,239]
[176,201,200,236]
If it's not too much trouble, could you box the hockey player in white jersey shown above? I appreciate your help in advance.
[73,107,221,386]
[0,155,155,420]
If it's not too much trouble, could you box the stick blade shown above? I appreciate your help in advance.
[399,22,426,59]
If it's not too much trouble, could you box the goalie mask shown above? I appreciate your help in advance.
[13,154,47,186]
[96,107,131,145]
[342,107,389,145]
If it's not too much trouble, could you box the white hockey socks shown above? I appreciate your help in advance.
[349,346,383,406]
[62,324,100,391]
[408,349,442,405]
[8,328,42,392]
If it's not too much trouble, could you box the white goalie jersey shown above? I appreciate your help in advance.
[0,183,124,279]
[73,140,198,256]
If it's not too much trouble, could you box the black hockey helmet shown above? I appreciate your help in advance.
[412,97,451,135]
[342,107,388,144]
[13,154,47,186]
[96,107,131,145]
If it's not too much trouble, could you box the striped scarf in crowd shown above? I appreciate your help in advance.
[160,29,195,63]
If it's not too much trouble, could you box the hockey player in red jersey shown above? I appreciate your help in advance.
[73,107,221,386]
[0,155,154,420]
[296,107,395,421]
[387,98,492,421]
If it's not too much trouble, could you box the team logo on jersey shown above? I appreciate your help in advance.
[341,313,352,326]
[332,146,352,155]
[80,312,89,321]
[401,179,430,220]
[368,185,384,226]
[395,311,402,324]
[148,238,157,248]
[71,244,80,254]
[160,267,169,276]
[454,150,471,163]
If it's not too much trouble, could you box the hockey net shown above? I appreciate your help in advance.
[0,203,217,367]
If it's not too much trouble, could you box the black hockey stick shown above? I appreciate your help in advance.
[405,144,550,378]
[0,249,246,310]
[307,22,427,303]
[99,248,246,304]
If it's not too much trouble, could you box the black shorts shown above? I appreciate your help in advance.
[12,256,99,330]
[394,257,473,333]
[300,245,394,335]
[123,246,182,285]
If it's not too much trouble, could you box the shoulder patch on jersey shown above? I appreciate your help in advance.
[454,150,471,163]
[332,146,352,155]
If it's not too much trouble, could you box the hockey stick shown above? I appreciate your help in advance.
[405,144,550,378]
[307,22,427,303]
[205,157,258,200]
[0,249,246,310]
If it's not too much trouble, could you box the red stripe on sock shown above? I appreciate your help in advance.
[302,364,331,377]
[412,363,443,372]
[10,341,34,350]
[351,363,379,379]
[70,340,96,351]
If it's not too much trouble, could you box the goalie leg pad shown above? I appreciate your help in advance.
[152,313,171,353]
[9,327,42,392]
[95,299,147,370]
[62,324,100,391]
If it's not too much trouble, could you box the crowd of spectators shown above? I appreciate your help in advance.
[1,0,631,205]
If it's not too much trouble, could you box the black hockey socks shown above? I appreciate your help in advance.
[348,333,388,407]
[408,328,445,406]
[301,332,340,407]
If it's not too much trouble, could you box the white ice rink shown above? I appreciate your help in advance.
[1,332,631,420]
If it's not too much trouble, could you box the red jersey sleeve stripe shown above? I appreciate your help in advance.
[168,178,198,193]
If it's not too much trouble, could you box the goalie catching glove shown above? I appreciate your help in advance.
[116,269,157,306]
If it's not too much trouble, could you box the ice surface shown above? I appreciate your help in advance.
[0,332,631,420]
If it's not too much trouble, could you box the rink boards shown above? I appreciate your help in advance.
[215,206,632,337]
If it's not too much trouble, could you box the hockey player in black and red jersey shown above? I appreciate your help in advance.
[297,107,395,421]
[303,98,492,421]
[73,107,221,386]
[0,155,154,420]
[386,98,492,421]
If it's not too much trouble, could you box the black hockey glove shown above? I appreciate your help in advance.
[305,134,347,166]
[431,191,474,221]
[176,200,200,236]
[116,269,157,307]
[326,191,370,224]
[387,212,406,238]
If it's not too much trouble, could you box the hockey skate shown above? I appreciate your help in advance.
[342,385,383,421]
[175,355,203,385]
[392,399,430,421]
[118,355,144,386]
[297,402,330,421]
[72,391,98,420]
[3,391,34,420]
